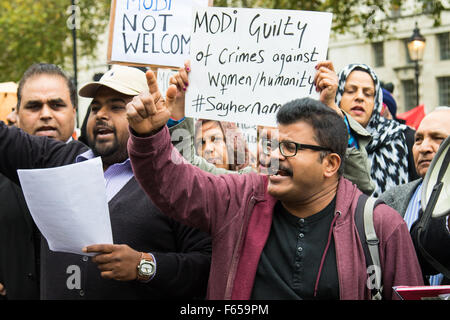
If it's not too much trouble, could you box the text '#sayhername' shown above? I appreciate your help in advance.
[192,95,281,117]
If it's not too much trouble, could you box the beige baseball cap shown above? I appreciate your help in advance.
[79,65,149,98]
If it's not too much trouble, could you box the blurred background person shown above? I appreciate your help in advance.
[5,107,17,126]
[315,61,419,196]
[380,107,450,285]
[194,119,255,171]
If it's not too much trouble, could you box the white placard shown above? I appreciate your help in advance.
[157,67,178,96]
[109,0,210,68]
[185,7,332,127]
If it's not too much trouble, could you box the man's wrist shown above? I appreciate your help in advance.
[130,125,165,138]
[136,252,157,283]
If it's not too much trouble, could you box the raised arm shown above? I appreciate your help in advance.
[167,61,255,175]
[313,61,374,194]
[0,122,87,183]
[314,60,344,118]
[126,70,260,235]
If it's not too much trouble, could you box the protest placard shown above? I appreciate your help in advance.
[108,0,212,68]
[185,7,332,127]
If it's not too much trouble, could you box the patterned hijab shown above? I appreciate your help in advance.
[336,64,410,196]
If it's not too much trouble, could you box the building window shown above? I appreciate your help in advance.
[438,77,450,106]
[438,33,450,60]
[402,79,417,110]
[372,42,384,67]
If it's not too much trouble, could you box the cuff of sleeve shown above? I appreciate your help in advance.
[128,125,170,154]
[167,117,185,128]
[149,253,157,281]
[446,216,449,233]
[139,253,157,284]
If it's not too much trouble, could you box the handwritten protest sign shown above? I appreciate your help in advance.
[157,67,178,96]
[108,0,211,68]
[185,7,332,127]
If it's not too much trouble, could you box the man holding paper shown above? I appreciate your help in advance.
[0,65,211,299]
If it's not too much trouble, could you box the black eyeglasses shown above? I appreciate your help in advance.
[261,139,332,157]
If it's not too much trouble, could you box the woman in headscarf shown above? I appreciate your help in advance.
[315,61,418,196]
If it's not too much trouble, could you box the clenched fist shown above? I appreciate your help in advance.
[313,61,343,118]
[126,70,178,136]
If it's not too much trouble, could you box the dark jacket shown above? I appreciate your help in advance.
[40,178,211,299]
[380,179,450,282]
[0,174,39,299]
[128,125,424,300]
[0,122,211,299]
[0,125,87,300]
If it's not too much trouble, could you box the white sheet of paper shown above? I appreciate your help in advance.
[17,157,113,256]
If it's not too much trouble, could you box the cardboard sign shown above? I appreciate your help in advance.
[108,0,211,68]
[185,7,332,127]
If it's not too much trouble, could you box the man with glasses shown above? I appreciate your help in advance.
[125,71,423,299]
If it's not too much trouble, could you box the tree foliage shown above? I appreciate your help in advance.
[0,0,111,82]
[213,0,449,40]
[0,0,447,83]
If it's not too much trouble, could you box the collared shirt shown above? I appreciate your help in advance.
[75,150,157,280]
[75,150,133,202]
[404,182,443,285]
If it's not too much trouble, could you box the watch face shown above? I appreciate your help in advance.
[139,261,155,276]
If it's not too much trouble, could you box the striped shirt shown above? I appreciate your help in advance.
[404,183,444,285]
[75,150,133,202]
[75,149,156,280]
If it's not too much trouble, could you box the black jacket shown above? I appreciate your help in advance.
[0,174,39,299]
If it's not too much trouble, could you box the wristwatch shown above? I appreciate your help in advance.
[136,252,156,282]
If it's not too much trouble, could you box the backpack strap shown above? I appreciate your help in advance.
[355,193,384,300]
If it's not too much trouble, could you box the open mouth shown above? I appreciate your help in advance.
[95,126,114,138]
[350,106,365,116]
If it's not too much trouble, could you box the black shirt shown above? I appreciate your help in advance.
[251,197,339,300]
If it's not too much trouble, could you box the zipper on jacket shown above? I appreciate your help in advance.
[224,195,256,299]
[313,210,341,298]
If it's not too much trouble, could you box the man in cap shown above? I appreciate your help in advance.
[380,107,450,285]
[0,65,211,299]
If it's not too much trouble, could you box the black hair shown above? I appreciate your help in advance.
[276,97,348,176]
[16,63,77,110]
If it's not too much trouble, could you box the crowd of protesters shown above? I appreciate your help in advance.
[0,31,449,301]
